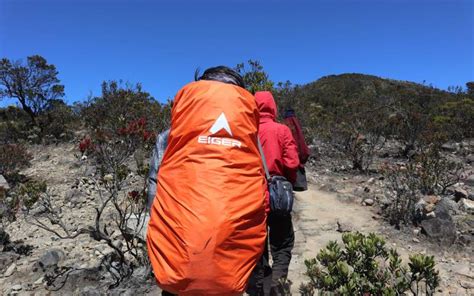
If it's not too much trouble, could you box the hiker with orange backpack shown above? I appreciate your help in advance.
[247,91,300,296]
[146,66,268,296]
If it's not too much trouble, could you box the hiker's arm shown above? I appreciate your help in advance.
[146,129,170,212]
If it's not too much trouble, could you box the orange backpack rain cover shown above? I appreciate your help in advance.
[147,80,267,295]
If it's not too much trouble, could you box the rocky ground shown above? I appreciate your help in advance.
[0,141,473,295]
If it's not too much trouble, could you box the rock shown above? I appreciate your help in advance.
[65,189,79,200]
[4,262,16,277]
[460,280,474,289]
[415,198,426,212]
[83,166,96,177]
[80,286,102,296]
[412,238,420,243]
[11,284,22,291]
[423,195,441,205]
[421,218,456,245]
[66,189,87,208]
[454,188,469,201]
[413,227,421,236]
[464,174,474,187]
[458,234,472,246]
[440,198,460,215]
[0,175,10,190]
[424,203,436,213]
[336,220,353,233]
[33,276,44,285]
[466,153,474,163]
[452,263,474,279]
[362,198,374,206]
[420,200,456,246]
[441,142,459,152]
[367,177,375,184]
[459,198,474,214]
[38,249,65,270]
[0,252,19,271]
[103,174,113,182]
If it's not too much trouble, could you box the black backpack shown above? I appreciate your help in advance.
[258,140,294,216]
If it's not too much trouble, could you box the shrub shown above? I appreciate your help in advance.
[37,99,79,141]
[434,98,474,140]
[381,146,463,226]
[0,178,47,224]
[414,147,463,195]
[300,232,439,295]
[19,179,47,209]
[0,144,32,179]
[80,81,170,137]
[0,106,31,143]
[29,117,154,290]
[382,162,420,227]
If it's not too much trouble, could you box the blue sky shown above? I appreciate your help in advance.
[0,0,473,104]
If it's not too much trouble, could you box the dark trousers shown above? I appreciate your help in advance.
[247,214,295,296]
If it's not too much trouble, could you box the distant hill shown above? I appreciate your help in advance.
[274,73,472,142]
[285,73,455,105]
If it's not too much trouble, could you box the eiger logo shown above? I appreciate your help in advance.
[197,112,242,148]
[210,113,233,136]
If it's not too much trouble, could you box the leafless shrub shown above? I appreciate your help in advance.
[26,117,155,289]
[381,146,464,227]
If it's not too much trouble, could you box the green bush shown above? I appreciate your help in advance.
[80,81,170,136]
[0,106,31,143]
[19,179,47,209]
[37,99,79,141]
[300,232,439,295]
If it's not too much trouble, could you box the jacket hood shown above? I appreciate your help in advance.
[255,91,277,120]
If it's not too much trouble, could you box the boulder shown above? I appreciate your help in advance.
[0,175,10,191]
[452,263,474,279]
[423,195,441,205]
[466,154,474,164]
[80,286,102,296]
[362,198,374,206]
[459,198,474,214]
[441,142,459,152]
[464,174,474,187]
[336,220,354,233]
[440,198,459,215]
[4,262,16,277]
[420,199,457,246]
[65,189,87,208]
[0,252,19,271]
[38,249,65,270]
[424,203,436,213]
[11,284,22,291]
[421,218,456,246]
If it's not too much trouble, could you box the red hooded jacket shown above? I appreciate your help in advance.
[284,110,310,165]
[255,91,300,184]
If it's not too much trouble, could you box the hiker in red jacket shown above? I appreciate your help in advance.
[284,108,310,191]
[248,91,300,296]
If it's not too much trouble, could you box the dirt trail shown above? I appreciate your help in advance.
[287,185,471,295]
[288,186,380,293]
